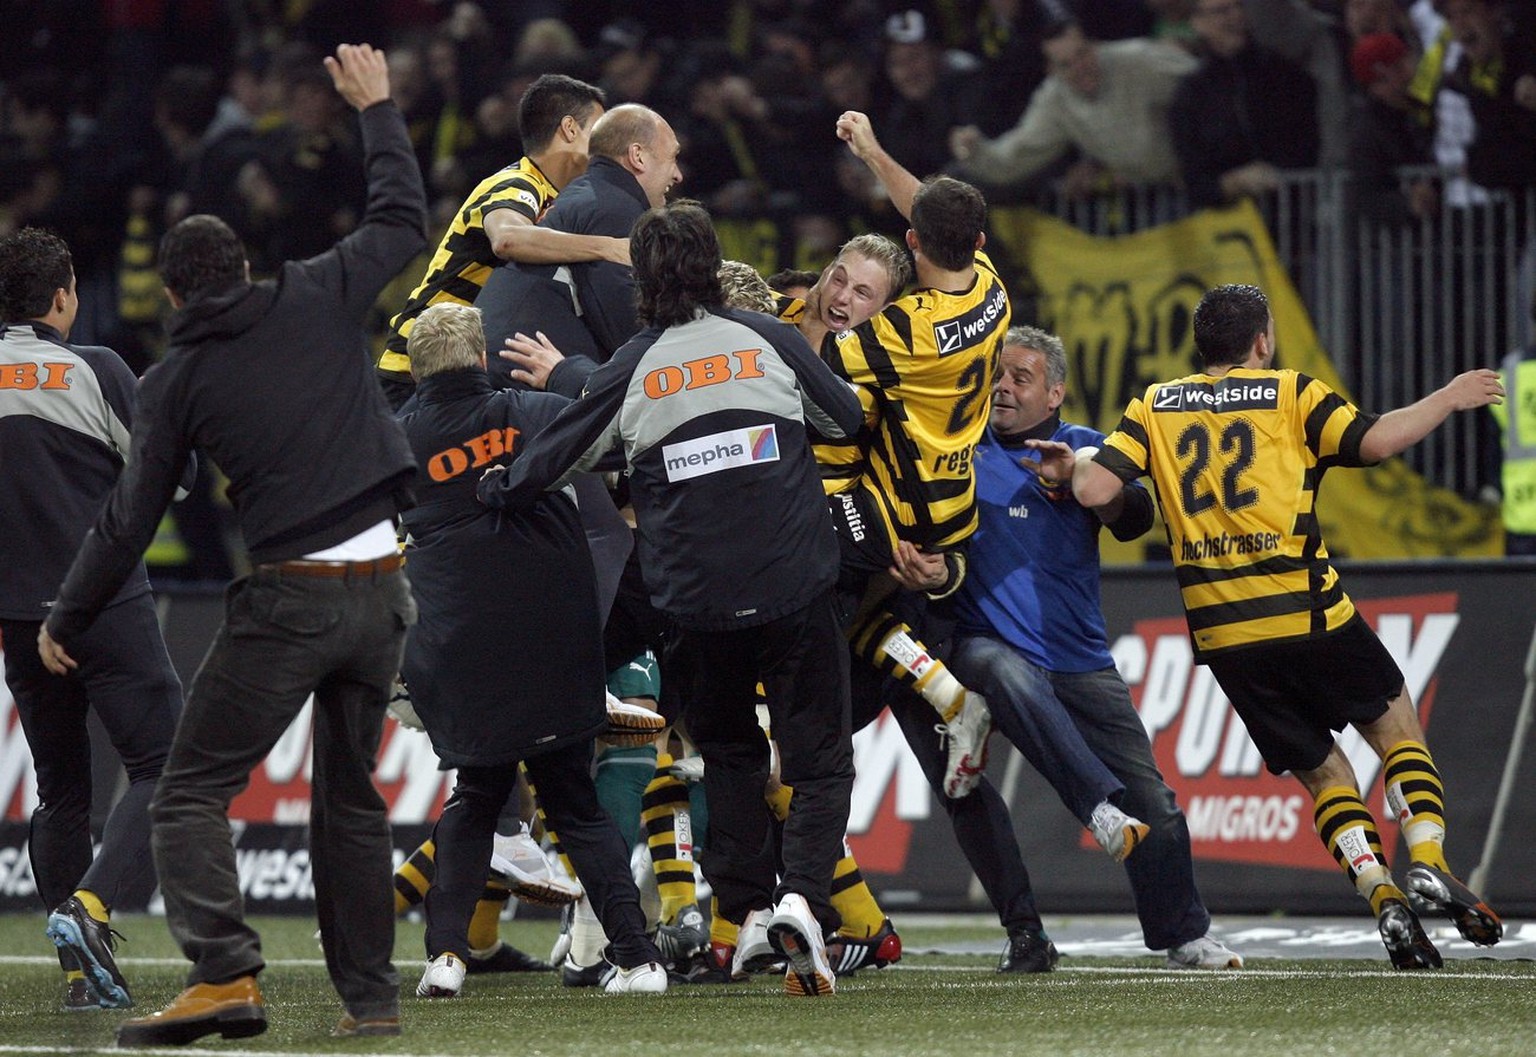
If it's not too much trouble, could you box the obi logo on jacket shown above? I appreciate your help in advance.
[426,426,521,481]
[641,349,765,398]
[0,361,73,390]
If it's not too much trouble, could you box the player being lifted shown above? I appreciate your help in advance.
[801,111,1011,796]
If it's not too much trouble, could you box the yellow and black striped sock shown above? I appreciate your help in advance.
[829,841,886,937]
[642,756,698,921]
[1382,740,1450,871]
[468,881,513,951]
[394,839,436,915]
[850,609,966,721]
[527,782,576,881]
[1313,784,1395,905]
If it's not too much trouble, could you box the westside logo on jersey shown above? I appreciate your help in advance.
[932,284,1008,356]
[663,424,779,481]
[1150,378,1281,413]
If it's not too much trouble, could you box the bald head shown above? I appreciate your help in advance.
[590,103,683,207]
[589,103,661,161]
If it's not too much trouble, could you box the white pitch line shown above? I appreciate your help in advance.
[0,1047,434,1057]
[884,963,1530,980]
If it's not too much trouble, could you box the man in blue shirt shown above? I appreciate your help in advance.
[950,325,1242,970]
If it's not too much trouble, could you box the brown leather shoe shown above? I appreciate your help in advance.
[332,1012,401,1037]
[116,976,267,1047]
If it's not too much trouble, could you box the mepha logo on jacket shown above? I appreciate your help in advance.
[662,425,779,481]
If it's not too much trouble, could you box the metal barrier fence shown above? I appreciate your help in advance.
[1033,171,1535,498]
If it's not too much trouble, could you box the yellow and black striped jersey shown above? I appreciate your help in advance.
[378,157,558,377]
[824,250,1009,548]
[775,294,878,495]
[1095,367,1380,659]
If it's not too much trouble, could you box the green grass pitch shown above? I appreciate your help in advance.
[0,914,1531,1057]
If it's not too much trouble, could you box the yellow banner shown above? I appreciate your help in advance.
[989,201,1502,561]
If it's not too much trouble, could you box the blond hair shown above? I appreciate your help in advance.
[834,233,911,304]
[718,260,776,312]
[407,302,485,379]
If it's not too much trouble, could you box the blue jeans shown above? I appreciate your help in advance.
[150,566,414,1018]
[952,635,1211,951]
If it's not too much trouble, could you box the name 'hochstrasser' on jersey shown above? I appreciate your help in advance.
[1095,368,1380,659]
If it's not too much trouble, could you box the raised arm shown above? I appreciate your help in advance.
[836,111,919,223]
[303,43,428,319]
[1358,369,1505,463]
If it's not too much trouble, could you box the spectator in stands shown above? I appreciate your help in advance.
[675,45,774,216]
[240,44,365,271]
[875,10,975,183]
[1349,32,1439,227]
[1440,0,1536,195]
[1168,0,1319,209]
[949,19,1196,198]
[593,19,673,110]
[1346,0,1417,42]
[959,0,1052,136]
[1242,0,1351,169]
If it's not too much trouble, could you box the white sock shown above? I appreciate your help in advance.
[569,894,608,967]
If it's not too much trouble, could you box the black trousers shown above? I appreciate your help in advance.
[677,591,854,932]
[151,568,412,1020]
[3,595,181,912]
[424,738,657,968]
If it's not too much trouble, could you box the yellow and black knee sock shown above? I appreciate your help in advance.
[643,755,698,921]
[394,839,436,914]
[829,840,887,938]
[1313,785,1402,912]
[468,881,513,951]
[850,609,967,721]
[1382,740,1450,872]
[765,784,884,936]
[528,789,576,882]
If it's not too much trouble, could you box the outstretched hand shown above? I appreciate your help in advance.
[1022,439,1076,485]
[501,331,566,390]
[1441,368,1505,411]
[324,43,391,112]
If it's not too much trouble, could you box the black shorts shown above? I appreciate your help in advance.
[826,486,898,577]
[1205,614,1405,776]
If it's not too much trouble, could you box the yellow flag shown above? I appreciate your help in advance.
[989,201,1501,561]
